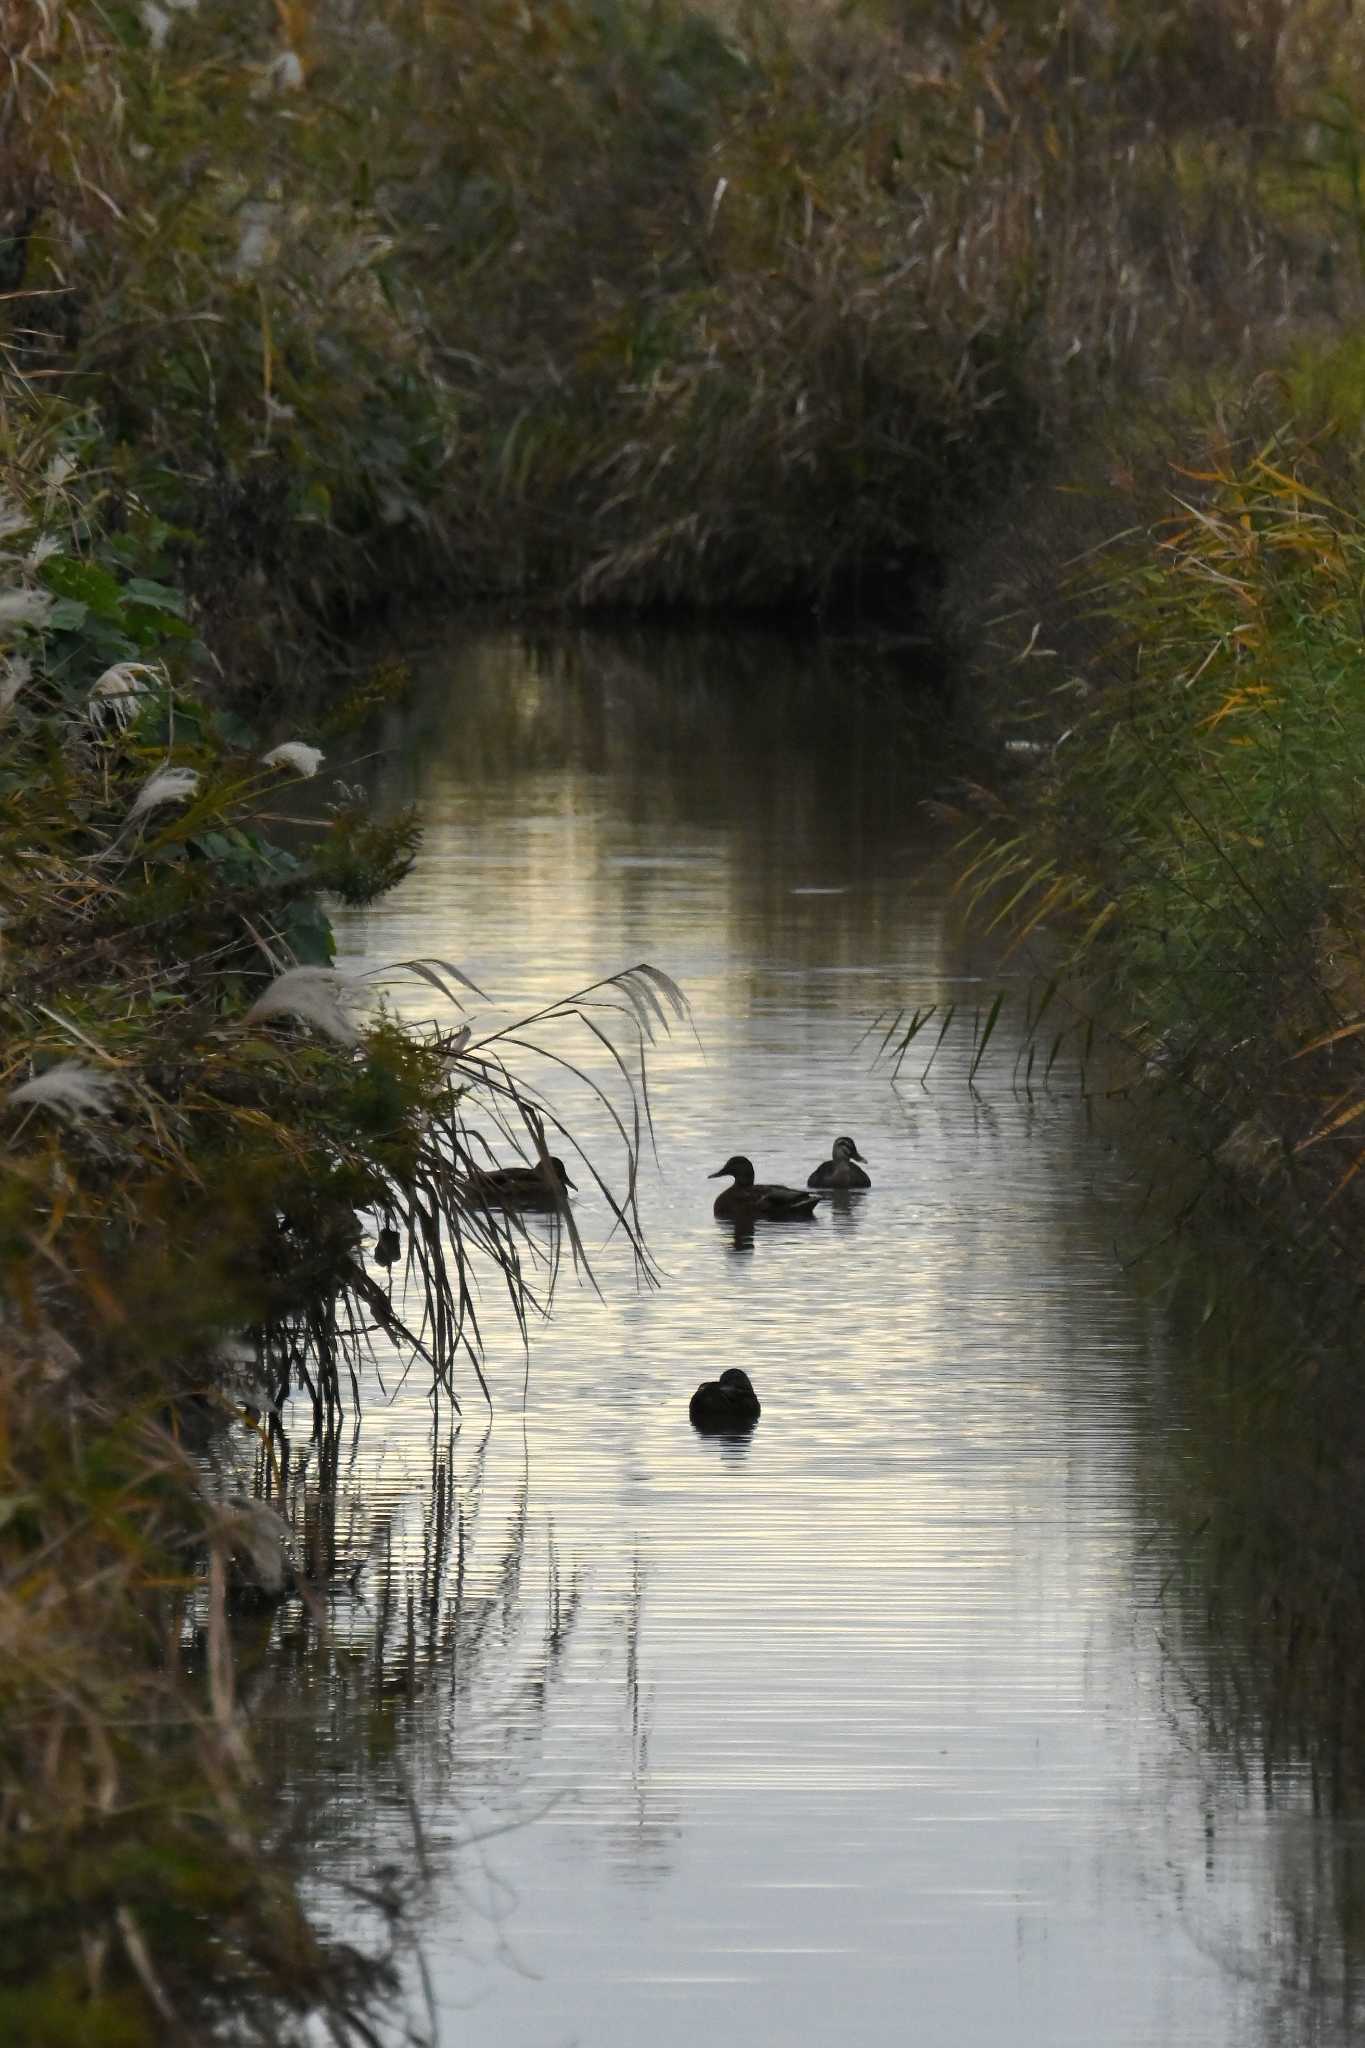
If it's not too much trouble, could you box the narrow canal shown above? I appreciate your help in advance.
[251,631,1356,2047]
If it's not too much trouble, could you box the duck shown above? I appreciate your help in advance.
[689,1367,761,1432]
[708,1155,824,1221]
[807,1135,871,1190]
[460,1156,577,1210]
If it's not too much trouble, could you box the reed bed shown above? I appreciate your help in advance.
[958,423,1365,1273]
[931,404,1365,1861]
[8,0,1365,668]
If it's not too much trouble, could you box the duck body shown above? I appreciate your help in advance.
[461,1156,576,1210]
[807,1135,871,1190]
[708,1154,824,1221]
[689,1367,761,1432]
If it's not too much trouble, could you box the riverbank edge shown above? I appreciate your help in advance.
[0,403,458,2041]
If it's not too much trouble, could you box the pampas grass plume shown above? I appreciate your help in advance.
[244,966,366,1046]
[11,1061,119,1117]
[0,587,54,632]
[89,662,160,731]
[261,741,324,777]
[130,766,199,819]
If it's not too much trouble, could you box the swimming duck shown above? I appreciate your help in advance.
[807,1136,871,1190]
[460,1156,576,1210]
[689,1367,761,1432]
[708,1155,824,1221]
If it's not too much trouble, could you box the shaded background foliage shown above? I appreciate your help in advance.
[10,0,1365,659]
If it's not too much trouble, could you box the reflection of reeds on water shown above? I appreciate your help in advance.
[604,1551,679,1884]
[1136,1243,1365,2045]
[212,1397,676,2002]
[394,631,939,986]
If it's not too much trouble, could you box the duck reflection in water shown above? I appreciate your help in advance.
[824,1185,869,1234]
[689,1367,761,1434]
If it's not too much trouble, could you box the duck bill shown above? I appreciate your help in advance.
[706,1167,727,1179]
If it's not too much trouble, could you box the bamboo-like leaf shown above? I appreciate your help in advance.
[1075,899,1120,949]
[918,1003,958,1083]
[889,1005,936,1078]
[388,956,490,1004]
[1294,1017,1365,1058]
[1250,458,1341,512]
[1321,1149,1365,1209]
[1010,874,1086,949]
[1296,1096,1365,1149]
[987,859,1056,934]
[968,991,1005,1084]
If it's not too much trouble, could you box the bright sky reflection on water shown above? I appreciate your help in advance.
[264,630,1353,2048]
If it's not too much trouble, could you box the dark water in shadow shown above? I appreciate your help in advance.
[247,631,1364,2046]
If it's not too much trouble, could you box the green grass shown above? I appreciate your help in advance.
[954,412,1365,1316]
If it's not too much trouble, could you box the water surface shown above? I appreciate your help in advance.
[262,632,1355,2046]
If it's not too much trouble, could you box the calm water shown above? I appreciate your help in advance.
[251,632,1358,2047]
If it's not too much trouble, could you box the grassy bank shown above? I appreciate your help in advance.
[960,402,1365,1311]
[0,385,429,2036]
[945,388,1365,1812]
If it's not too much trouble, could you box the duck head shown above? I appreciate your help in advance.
[832,1136,867,1164]
[708,1154,756,1186]
[717,1368,757,1401]
[545,1156,577,1190]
